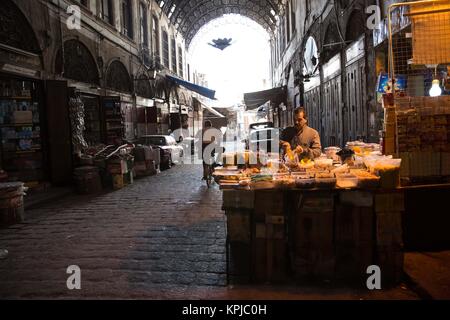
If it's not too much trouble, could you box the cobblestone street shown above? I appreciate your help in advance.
[0,164,422,299]
[0,164,228,299]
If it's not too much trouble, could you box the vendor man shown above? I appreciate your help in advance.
[280,107,322,159]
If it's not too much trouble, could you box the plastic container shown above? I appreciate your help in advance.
[295,178,316,189]
[272,172,290,179]
[331,164,349,175]
[372,159,402,189]
[336,174,358,189]
[250,180,275,190]
[291,172,313,179]
[315,177,337,189]
[314,158,333,169]
[357,175,380,189]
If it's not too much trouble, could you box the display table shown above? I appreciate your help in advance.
[222,187,405,287]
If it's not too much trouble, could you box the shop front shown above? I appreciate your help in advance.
[0,70,46,187]
[135,96,155,138]
[0,7,52,190]
[344,35,368,143]
[321,54,343,147]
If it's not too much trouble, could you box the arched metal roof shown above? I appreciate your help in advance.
[158,0,283,46]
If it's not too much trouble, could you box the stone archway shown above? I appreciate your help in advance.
[135,73,154,98]
[345,10,366,43]
[105,60,133,93]
[322,22,343,63]
[55,39,100,85]
[0,0,41,54]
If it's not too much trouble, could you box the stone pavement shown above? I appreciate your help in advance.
[0,164,426,299]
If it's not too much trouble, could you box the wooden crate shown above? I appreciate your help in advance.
[335,244,374,283]
[292,246,335,279]
[376,211,403,247]
[293,210,334,249]
[335,204,374,246]
[300,192,335,213]
[252,231,289,283]
[339,191,373,207]
[222,190,255,210]
[225,209,251,243]
[227,241,251,284]
[253,190,284,221]
[252,214,289,283]
[374,192,405,213]
[376,245,404,287]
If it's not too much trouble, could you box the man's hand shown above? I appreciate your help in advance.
[280,141,291,149]
[294,146,304,154]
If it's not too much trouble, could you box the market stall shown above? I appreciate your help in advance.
[216,146,406,287]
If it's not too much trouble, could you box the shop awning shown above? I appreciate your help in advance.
[244,86,287,110]
[193,97,225,118]
[166,75,216,100]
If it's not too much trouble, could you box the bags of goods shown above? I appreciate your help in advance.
[273,173,295,189]
[314,158,334,170]
[331,164,350,175]
[371,159,402,189]
[351,169,381,189]
[292,172,315,189]
[250,174,275,190]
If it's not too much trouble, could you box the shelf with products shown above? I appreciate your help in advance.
[0,97,32,100]
[0,123,38,127]
[0,77,45,183]
[102,97,125,145]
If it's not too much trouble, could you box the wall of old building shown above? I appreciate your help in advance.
[0,0,198,185]
[270,0,387,147]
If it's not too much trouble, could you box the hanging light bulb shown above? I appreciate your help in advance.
[429,79,442,97]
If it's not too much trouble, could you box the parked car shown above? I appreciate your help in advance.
[138,135,184,169]
[244,122,281,153]
[179,137,198,156]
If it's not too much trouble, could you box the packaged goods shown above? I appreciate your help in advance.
[336,174,359,189]
[372,159,401,189]
[295,177,315,189]
[314,158,333,169]
[315,173,337,189]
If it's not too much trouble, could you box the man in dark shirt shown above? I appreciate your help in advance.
[280,107,322,159]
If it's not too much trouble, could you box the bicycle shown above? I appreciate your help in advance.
[204,163,214,188]
[203,146,225,188]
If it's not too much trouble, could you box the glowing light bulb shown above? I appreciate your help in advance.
[429,79,442,97]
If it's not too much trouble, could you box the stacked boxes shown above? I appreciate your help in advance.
[133,146,159,177]
[252,190,288,283]
[291,192,335,280]
[383,106,397,155]
[395,96,450,179]
[222,189,405,287]
[223,190,254,284]
[374,192,405,287]
[335,191,374,283]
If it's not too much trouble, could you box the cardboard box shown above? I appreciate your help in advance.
[13,111,32,124]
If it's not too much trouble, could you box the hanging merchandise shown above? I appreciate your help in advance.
[69,95,88,155]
